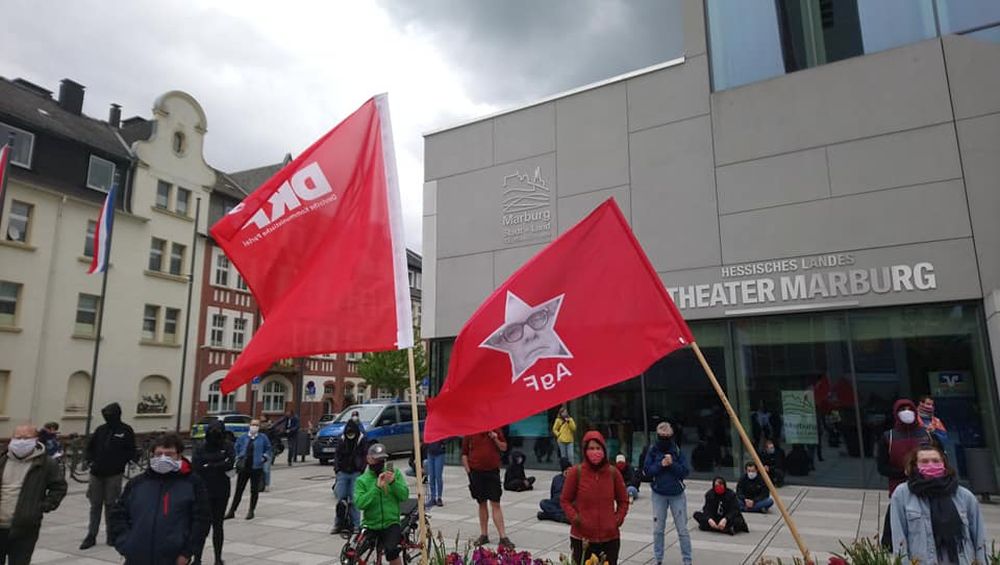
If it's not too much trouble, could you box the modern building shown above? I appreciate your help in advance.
[0,77,214,434]
[422,0,1000,489]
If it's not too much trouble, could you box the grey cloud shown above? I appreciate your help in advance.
[379,0,684,107]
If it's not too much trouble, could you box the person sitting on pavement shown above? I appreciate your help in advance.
[108,433,211,565]
[503,451,536,492]
[354,443,409,565]
[614,454,641,503]
[537,458,572,523]
[760,440,786,488]
[694,476,748,535]
[737,462,774,513]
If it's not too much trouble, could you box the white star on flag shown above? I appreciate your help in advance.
[480,291,573,382]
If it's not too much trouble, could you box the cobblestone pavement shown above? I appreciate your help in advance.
[30,457,1000,564]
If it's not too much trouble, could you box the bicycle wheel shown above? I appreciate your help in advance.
[401,518,430,564]
[340,531,378,565]
[70,458,91,484]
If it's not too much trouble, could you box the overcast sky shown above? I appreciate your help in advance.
[2,0,682,252]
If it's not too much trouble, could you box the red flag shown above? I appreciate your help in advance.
[424,199,693,442]
[212,95,412,395]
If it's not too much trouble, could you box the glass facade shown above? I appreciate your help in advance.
[708,0,1000,90]
[428,302,998,489]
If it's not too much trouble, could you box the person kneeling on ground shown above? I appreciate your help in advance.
[737,462,774,513]
[354,443,409,565]
[614,454,641,503]
[694,477,748,535]
[537,458,572,523]
[504,451,536,492]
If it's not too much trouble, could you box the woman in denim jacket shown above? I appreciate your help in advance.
[225,419,272,520]
[890,444,987,564]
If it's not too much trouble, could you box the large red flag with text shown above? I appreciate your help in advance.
[212,95,412,395]
[424,199,693,442]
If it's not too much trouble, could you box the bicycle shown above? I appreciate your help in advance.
[339,499,429,564]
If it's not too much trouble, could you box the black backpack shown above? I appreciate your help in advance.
[335,498,354,533]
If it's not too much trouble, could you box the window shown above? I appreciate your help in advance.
[937,0,1000,35]
[84,220,96,258]
[169,243,185,276]
[235,274,248,292]
[232,318,247,349]
[356,384,366,404]
[6,200,32,243]
[156,181,171,209]
[137,375,170,414]
[86,155,115,192]
[377,407,398,426]
[163,308,180,344]
[262,380,287,413]
[0,122,35,168]
[210,314,226,347]
[398,405,412,424]
[148,238,165,271]
[207,380,235,413]
[0,282,21,326]
[75,293,100,336]
[176,188,191,216]
[172,132,186,156]
[65,372,91,414]
[214,253,230,286]
[142,305,160,340]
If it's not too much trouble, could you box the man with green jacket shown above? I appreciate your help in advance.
[355,443,409,565]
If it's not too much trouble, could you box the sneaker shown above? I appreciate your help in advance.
[474,535,490,546]
[498,537,515,550]
[245,510,255,520]
[537,511,545,521]
[79,536,96,550]
[223,511,235,520]
[435,498,443,507]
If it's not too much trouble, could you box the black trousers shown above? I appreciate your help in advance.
[881,504,892,549]
[0,527,40,565]
[286,435,299,465]
[229,469,263,514]
[197,496,229,562]
[570,537,620,565]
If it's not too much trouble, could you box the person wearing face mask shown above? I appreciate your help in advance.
[551,406,577,463]
[354,443,409,565]
[0,424,67,565]
[877,398,932,548]
[917,395,948,447]
[503,451,536,492]
[760,440,786,488]
[643,421,692,565]
[108,433,211,565]
[226,419,271,520]
[890,445,987,564]
[614,454,640,503]
[192,421,235,565]
[560,431,629,565]
[81,402,138,550]
[736,462,774,513]
[693,477,747,535]
[331,417,367,534]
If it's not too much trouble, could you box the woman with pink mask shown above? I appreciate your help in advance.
[890,445,987,564]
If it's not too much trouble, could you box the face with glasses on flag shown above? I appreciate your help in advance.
[482,292,571,381]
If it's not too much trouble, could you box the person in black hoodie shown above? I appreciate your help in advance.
[503,451,536,491]
[537,458,572,523]
[760,440,786,487]
[693,477,748,535]
[331,419,367,534]
[81,402,137,550]
[192,421,235,565]
[108,433,211,565]
[736,462,774,513]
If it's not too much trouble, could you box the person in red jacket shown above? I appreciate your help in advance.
[560,430,629,565]
[876,398,932,549]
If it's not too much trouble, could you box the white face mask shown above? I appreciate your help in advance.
[8,439,36,459]
[248,426,259,436]
[747,471,758,480]
[150,455,181,474]
[898,410,916,425]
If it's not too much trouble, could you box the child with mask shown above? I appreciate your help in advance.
[877,399,930,549]
[503,451,536,492]
[736,462,774,513]
[643,421,692,565]
[694,477,748,535]
[226,419,272,521]
[108,433,210,565]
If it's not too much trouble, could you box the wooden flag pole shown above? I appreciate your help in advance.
[690,341,812,564]
[405,347,429,563]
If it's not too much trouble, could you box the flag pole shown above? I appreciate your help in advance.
[405,347,428,562]
[689,341,812,564]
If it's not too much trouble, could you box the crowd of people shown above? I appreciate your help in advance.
[0,395,990,564]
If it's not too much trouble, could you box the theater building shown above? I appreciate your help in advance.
[422,0,1000,489]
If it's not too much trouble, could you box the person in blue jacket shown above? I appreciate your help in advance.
[225,419,271,521]
[644,421,692,565]
[108,433,210,565]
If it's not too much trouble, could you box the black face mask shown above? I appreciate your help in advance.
[369,461,385,475]
[206,429,224,446]
[656,435,672,448]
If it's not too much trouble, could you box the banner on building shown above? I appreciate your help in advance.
[781,390,819,444]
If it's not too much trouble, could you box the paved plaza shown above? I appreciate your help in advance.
[29,457,1000,564]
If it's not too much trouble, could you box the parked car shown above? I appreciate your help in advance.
[312,402,425,465]
[190,413,252,443]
